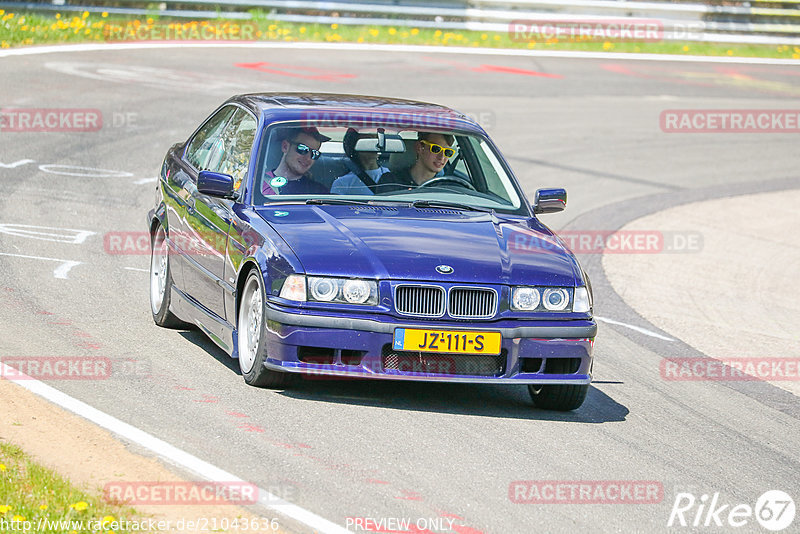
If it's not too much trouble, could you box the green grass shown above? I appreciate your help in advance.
[0,9,799,59]
[0,441,140,533]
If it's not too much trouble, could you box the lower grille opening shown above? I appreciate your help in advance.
[298,346,335,365]
[543,357,582,374]
[521,358,544,373]
[382,345,506,377]
[341,350,366,366]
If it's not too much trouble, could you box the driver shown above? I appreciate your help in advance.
[377,132,455,192]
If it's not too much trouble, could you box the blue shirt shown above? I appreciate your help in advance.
[330,166,390,196]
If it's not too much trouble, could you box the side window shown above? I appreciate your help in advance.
[215,109,258,191]
[185,106,236,171]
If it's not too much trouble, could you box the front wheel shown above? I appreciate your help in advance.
[150,224,189,329]
[237,270,292,388]
[527,359,588,411]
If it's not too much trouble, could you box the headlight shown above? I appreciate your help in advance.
[573,286,591,313]
[281,275,377,305]
[511,287,540,310]
[279,274,306,301]
[542,288,569,311]
[342,279,371,304]
[309,277,338,302]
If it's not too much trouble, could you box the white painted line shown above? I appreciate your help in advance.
[0,362,351,534]
[595,315,675,341]
[0,41,798,65]
[0,251,82,279]
[0,159,35,169]
[133,177,158,185]
[0,223,96,244]
[124,267,149,272]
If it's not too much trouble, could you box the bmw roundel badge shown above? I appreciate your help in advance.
[436,265,454,274]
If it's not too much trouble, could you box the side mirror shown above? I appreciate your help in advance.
[533,188,567,214]
[197,170,235,199]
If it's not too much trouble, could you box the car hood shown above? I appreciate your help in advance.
[255,205,580,286]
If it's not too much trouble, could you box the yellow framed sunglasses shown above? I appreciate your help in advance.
[419,140,456,158]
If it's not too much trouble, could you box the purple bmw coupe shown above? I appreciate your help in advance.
[147,93,596,410]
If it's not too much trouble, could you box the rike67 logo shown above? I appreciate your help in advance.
[668,490,795,531]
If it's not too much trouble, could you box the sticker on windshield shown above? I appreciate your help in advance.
[270,176,287,188]
[274,211,289,217]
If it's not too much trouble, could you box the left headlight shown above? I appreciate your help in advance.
[511,286,590,313]
[280,275,378,305]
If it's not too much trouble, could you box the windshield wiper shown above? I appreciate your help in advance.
[305,198,370,206]
[411,200,492,213]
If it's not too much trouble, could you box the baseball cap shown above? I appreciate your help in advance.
[283,126,331,144]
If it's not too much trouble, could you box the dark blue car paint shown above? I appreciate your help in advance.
[148,93,596,384]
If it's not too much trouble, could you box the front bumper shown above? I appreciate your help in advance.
[262,305,596,384]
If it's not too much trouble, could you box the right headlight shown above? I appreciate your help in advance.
[511,286,590,313]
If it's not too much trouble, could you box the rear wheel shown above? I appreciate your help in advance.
[527,359,588,411]
[237,270,292,388]
[150,224,189,329]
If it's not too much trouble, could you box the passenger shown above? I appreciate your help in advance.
[262,127,330,196]
[330,128,390,195]
[377,132,455,192]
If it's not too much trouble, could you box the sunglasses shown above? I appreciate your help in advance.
[290,142,321,160]
[419,140,456,158]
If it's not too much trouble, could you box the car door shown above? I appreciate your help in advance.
[183,107,257,328]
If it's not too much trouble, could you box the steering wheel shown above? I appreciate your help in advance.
[419,175,476,191]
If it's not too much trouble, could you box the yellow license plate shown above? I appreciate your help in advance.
[393,329,501,355]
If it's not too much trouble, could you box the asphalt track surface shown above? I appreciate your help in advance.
[1,45,799,533]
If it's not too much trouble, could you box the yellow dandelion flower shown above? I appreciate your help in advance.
[284,36,293,41]
[527,42,535,48]
[82,11,89,19]
[0,464,6,471]
[299,26,306,33]
[793,53,799,59]
[102,515,115,526]
[268,24,277,31]
[55,13,61,19]
[727,49,733,55]
[494,34,500,40]
[0,505,11,514]
[102,12,108,18]
[330,23,338,30]
[0,9,4,15]
[410,28,419,35]
[147,18,153,25]
[39,505,48,511]
[357,36,364,43]
[434,30,442,37]
[369,28,378,37]
[69,531,78,534]
[70,501,88,512]
[603,41,613,50]
[682,45,689,52]
[388,27,397,35]
[7,13,13,19]
[794,46,800,54]
[481,33,488,40]
[12,515,25,522]
[84,28,90,34]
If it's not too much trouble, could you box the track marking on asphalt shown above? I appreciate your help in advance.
[595,315,675,341]
[0,223,96,244]
[124,267,148,272]
[0,252,81,279]
[38,164,133,178]
[133,177,158,185]
[1,42,799,66]
[0,362,352,534]
[0,159,35,168]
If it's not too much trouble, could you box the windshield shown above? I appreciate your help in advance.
[253,125,527,214]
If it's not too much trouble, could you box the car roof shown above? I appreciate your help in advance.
[231,93,487,135]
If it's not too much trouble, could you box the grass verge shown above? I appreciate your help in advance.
[0,441,140,533]
[0,9,798,59]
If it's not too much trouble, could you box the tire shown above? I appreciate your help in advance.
[527,359,589,411]
[237,270,292,388]
[149,224,190,329]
